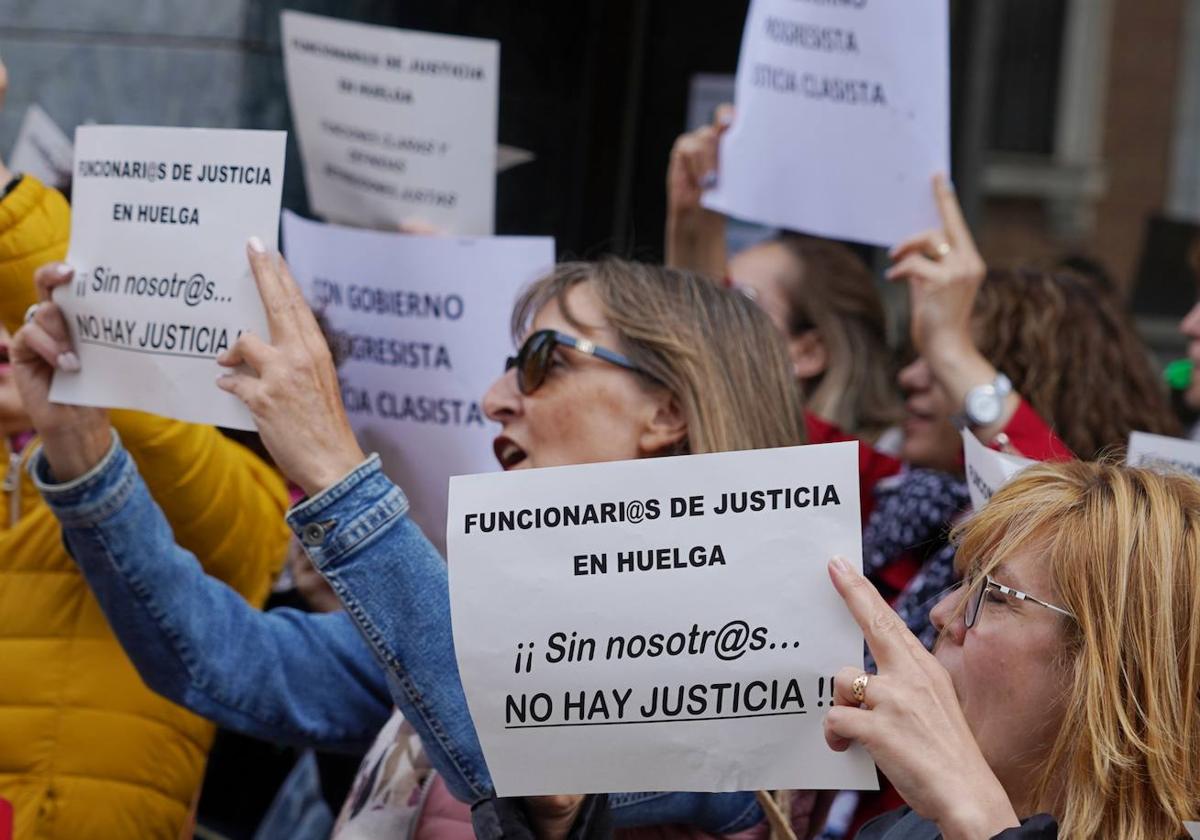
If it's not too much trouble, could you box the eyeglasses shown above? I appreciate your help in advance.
[963,574,1075,629]
[504,329,655,396]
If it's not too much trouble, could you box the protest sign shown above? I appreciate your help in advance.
[449,441,877,796]
[282,10,499,235]
[962,430,1035,511]
[704,0,950,246]
[9,103,74,189]
[1126,431,1200,480]
[281,210,553,548]
[49,125,286,430]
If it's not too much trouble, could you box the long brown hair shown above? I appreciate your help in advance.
[953,460,1200,839]
[973,268,1181,459]
[770,234,902,442]
[513,259,807,454]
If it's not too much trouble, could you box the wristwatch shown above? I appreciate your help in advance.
[960,372,1012,428]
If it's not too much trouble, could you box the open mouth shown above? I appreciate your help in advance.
[493,436,528,470]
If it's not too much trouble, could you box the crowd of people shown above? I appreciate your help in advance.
[2,42,1200,840]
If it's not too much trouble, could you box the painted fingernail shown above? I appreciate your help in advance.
[54,263,72,277]
[57,352,80,372]
[248,236,266,254]
[831,556,852,575]
[700,170,718,189]
[717,110,734,127]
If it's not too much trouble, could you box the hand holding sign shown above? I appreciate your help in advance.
[824,558,1021,838]
[12,263,111,481]
[216,244,365,496]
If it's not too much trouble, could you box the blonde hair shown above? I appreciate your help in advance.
[769,235,902,442]
[952,461,1200,840]
[513,259,807,454]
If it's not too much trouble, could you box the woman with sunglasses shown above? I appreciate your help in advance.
[823,459,1200,839]
[12,254,813,838]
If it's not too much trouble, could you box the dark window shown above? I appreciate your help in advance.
[987,0,1068,154]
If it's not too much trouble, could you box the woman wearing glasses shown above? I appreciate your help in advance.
[12,254,812,837]
[826,459,1200,839]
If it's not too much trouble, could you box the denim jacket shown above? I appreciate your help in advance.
[34,437,763,834]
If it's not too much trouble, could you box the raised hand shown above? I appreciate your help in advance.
[885,175,986,365]
[665,105,733,278]
[216,239,365,496]
[823,557,1019,840]
[12,262,112,480]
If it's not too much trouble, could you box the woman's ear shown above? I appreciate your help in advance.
[789,330,828,381]
[638,391,688,457]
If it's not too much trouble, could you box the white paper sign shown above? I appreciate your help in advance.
[1184,821,1200,839]
[281,210,553,548]
[9,104,74,189]
[704,0,950,246]
[449,442,877,796]
[1126,431,1200,480]
[282,11,498,235]
[961,430,1036,511]
[50,125,286,430]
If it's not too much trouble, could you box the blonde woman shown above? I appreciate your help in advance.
[828,460,1200,839]
[15,255,818,838]
[665,116,902,449]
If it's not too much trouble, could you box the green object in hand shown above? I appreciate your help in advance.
[1165,358,1194,390]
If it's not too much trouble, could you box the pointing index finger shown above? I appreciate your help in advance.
[246,238,300,341]
[932,174,972,250]
[828,556,923,669]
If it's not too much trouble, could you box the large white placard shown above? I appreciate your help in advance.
[9,104,74,189]
[449,442,877,796]
[50,126,285,430]
[962,430,1036,511]
[281,210,553,548]
[704,0,950,246]
[1126,431,1200,480]
[282,11,498,235]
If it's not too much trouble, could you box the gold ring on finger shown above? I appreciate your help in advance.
[851,673,870,705]
[931,241,952,260]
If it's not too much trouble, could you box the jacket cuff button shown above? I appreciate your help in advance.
[301,521,328,546]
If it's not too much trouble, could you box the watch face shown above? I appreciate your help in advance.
[966,387,1001,425]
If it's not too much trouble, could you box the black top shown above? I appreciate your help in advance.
[857,807,1058,839]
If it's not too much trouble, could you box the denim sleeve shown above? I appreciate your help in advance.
[288,458,763,832]
[287,454,492,803]
[32,436,393,753]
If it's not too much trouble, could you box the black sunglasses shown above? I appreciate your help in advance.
[504,329,654,395]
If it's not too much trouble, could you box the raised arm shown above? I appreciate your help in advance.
[665,107,732,279]
[28,434,392,751]
[887,177,1072,461]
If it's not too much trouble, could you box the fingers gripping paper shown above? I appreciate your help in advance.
[449,442,878,796]
[704,0,950,246]
[50,126,286,430]
[281,211,554,551]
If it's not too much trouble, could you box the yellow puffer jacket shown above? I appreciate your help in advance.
[0,176,292,838]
